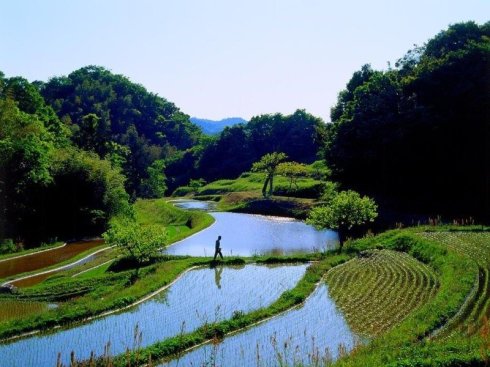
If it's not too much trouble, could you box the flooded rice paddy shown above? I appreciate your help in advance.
[0,264,307,367]
[0,240,104,281]
[160,284,359,367]
[167,212,338,257]
[8,248,109,288]
[0,300,57,323]
[171,199,217,211]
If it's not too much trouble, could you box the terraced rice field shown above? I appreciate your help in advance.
[325,249,438,337]
[0,301,56,322]
[418,231,490,336]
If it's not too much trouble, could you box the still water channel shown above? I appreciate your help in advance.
[160,284,358,367]
[0,264,307,367]
[167,211,338,257]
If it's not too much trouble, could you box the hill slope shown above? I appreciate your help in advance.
[190,117,247,135]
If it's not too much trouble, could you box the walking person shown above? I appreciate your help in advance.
[213,235,223,260]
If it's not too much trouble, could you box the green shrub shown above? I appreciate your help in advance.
[0,239,16,254]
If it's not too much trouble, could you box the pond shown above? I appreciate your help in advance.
[171,199,217,211]
[160,283,360,367]
[0,264,308,367]
[0,240,104,281]
[166,212,338,257]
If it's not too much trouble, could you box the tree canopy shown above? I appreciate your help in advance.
[176,109,325,190]
[39,66,202,197]
[324,21,490,222]
[0,73,129,246]
[307,190,378,251]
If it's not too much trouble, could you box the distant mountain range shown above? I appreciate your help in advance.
[190,117,247,135]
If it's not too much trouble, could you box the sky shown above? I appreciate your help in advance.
[1,1,489,121]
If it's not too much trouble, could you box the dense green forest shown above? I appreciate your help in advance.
[0,74,130,246]
[326,21,490,222]
[0,21,488,248]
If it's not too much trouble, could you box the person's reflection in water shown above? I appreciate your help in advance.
[214,266,223,289]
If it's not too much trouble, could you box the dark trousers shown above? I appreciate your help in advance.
[213,249,223,260]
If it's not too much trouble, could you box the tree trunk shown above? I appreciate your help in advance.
[262,176,270,197]
[268,174,274,197]
[337,226,347,253]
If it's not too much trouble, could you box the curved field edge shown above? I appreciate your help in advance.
[0,200,215,339]
[325,249,439,337]
[77,229,483,367]
[79,255,350,366]
[0,242,109,285]
[0,241,65,262]
[134,198,215,245]
[333,231,484,367]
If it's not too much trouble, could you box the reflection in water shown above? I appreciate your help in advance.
[160,284,360,367]
[0,264,307,367]
[214,266,223,289]
[167,212,338,257]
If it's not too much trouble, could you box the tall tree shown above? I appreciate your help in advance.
[252,152,287,197]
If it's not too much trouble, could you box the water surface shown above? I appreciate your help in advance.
[160,284,359,367]
[0,240,104,280]
[0,264,307,367]
[171,200,216,211]
[0,301,57,323]
[167,212,338,257]
[9,249,109,288]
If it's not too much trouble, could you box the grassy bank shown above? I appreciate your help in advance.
[333,231,487,367]
[172,163,328,219]
[116,229,488,367]
[134,198,215,243]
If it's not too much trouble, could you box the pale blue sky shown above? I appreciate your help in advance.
[1,1,488,121]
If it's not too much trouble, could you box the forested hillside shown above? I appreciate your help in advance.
[0,74,129,246]
[39,66,202,198]
[325,21,490,222]
[1,21,488,248]
[190,117,246,135]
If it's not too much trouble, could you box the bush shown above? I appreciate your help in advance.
[0,239,16,254]
[103,219,167,266]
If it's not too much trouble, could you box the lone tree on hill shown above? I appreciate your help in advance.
[252,152,287,197]
[307,190,378,252]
